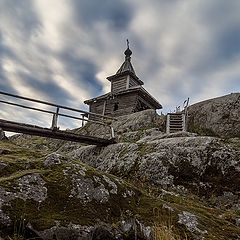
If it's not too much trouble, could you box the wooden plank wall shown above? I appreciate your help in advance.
[129,77,139,88]
[137,95,154,109]
[113,93,138,116]
[90,93,138,117]
[112,76,127,93]
[88,92,156,118]
[90,101,104,115]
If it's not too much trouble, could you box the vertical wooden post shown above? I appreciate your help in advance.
[51,107,59,130]
[166,114,170,134]
[110,126,115,139]
[81,114,85,127]
[182,113,186,132]
[102,101,106,116]
[183,97,189,132]
[126,75,130,89]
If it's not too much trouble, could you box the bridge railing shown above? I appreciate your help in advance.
[0,91,117,139]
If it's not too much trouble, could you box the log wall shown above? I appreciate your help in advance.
[111,76,127,93]
[89,93,138,118]
[88,92,157,118]
[129,77,139,88]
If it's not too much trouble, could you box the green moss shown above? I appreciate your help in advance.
[223,138,240,150]
[75,122,91,134]
[0,169,47,183]
[0,141,46,184]
[188,124,219,137]
[1,139,240,239]
[137,144,153,156]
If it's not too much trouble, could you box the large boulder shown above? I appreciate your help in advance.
[187,93,240,138]
[1,105,240,239]
[1,140,240,240]
[0,141,154,240]
[76,109,165,141]
[69,133,240,207]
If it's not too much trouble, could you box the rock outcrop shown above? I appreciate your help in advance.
[0,140,240,240]
[75,109,165,142]
[0,141,154,240]
[187,93,240,138]
[1,106,240,240]
[69,133,240,205]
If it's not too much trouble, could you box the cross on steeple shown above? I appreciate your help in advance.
[116,40,134,74]
[127,39,129,48]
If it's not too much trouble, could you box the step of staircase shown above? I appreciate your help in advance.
[166,113,186,134]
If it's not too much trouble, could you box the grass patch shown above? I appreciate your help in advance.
[153,224,188,240]
[0,169,47,183]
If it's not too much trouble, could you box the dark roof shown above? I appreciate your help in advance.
[116,46,135,75]
[106,45,144,86]
[84,86,162,109]
[116,56,135,75]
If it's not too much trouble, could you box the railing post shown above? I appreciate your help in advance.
[81,114,85,127]
[183,97,189,132]
[166,114,170,134]
[51,107,59,130]
[184,107,188,131]
[182,113,186,132]
[110,126,115,139]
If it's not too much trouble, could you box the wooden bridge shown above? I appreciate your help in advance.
[0,91,116,146]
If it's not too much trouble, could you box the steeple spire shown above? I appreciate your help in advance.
[116,40,135,75]
[124,39,132,59]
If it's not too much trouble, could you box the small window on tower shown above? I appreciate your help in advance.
[113,102,119,111]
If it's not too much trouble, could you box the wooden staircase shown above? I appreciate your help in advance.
[166,113,186,134]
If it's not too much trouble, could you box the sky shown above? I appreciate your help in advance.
[0,0,240,130]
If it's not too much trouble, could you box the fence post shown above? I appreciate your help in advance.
[81,114,85,127]
[110,126,115,139]
[51,107,59,130]
[166,114,170,134]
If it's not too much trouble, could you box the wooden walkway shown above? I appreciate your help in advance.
[0,119,115,146]
[0,91,117,145]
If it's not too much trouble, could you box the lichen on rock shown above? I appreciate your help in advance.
[16,174,47,202]
[71,176,110,203]
[188,93,240,138]
[178,211,208,239]
[1,106,240,240]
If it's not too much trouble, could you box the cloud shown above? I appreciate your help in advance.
[125,0,240,110]
[0,0,239,132]
[71,0,132,30]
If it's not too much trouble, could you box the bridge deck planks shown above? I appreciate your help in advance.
[0,119,115,146]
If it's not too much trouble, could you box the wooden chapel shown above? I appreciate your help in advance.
[84,42,162,117]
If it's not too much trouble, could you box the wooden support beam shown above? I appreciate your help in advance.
[0,119,115,146]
